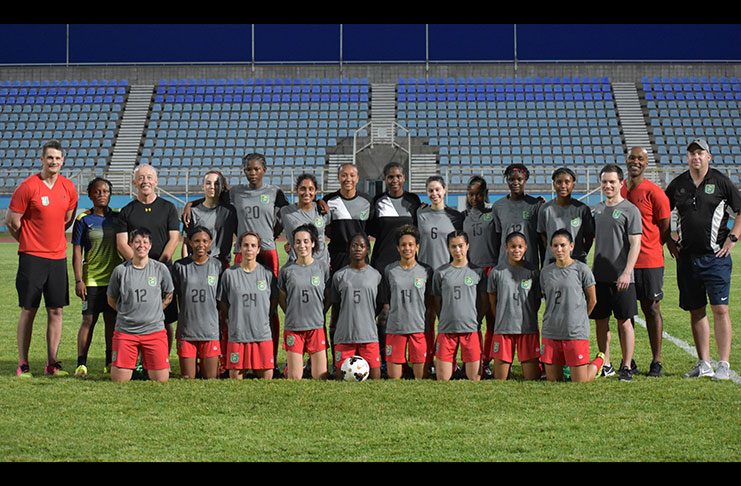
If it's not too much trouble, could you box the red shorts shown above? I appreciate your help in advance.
[434,332,481,363]
[333,342,381,369]
[226,340,274,370]
[112,329,170,371]
[177,339,221,359]
[385,333,427,364]
[283,328,328,355]
[541,338,590,367]
[490,333,541,363]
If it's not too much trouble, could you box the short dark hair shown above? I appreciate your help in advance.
[599,163,624,181]
[128,227,152,243]
[186,225,213,241]
[383,161,405,177]
[238,231,261,248]
[41,139,64,157]
[504,163,530,180]
[242,153,267,169]
[505,231,527,245]
[395,224,420,245]
[551,167,576,182]
[446,229,469,245]
[292,223,319,249]
[296,173,318,190]
[425,174,446,189]
[86,176,112,196]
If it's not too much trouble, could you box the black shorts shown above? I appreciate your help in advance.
[82,286,115,316]
[589,282,638,320]
[634,267,665,302]
[16,253,69,309]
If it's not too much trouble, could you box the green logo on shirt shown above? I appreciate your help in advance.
[230,352,240,364]
[314,217,324,227]
[148,277,157,287]
[612,209,622,219]
[483,212,492,222]
[414,278,425,288]
[521,279,532,290]
[570,217,581,227]
[522,210,531,220]
[260,194,270,204]
[311,276,321,286]
[286,335,295,347]
[257,280,267,291]
[464,276,474,286]
[360,210,368,220]
[705,184,715,194]
[208,275,217,286]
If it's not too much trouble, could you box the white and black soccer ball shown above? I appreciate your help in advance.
[341,356,370,382]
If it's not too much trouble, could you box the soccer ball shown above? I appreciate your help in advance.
[340,356,370,382]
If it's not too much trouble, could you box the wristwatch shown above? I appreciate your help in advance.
[730,234,738,243]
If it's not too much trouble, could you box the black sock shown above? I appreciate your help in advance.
[77,356,87,367]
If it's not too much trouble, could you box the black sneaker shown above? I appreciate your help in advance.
[647,360,663,378]
[620,359,639,374]
[601,363,616,377]
[617,366,633,382]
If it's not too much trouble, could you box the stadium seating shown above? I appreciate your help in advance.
[143,77,370,191]
[642,76,741,165]
[0,79,127,185]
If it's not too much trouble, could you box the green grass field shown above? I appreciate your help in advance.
[0,237,739,462]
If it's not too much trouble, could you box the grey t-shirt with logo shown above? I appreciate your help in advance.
[379,261,433,335]
[537,198,595,264]
[107,259,174,335]
[431,263,486,334]
[591,199,643,283]
[492,194,542,268]
[217,263,276,343]
[229,184,289,252]
[487,261,541,335]
[540,260,595,341]
[330,265,382,344]
[172,256,224,341]
[277,259,331,332]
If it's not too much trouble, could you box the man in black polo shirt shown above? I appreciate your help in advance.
[665,139,741,381]
[115,164,181,354]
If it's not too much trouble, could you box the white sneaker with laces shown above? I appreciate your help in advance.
[712,361,730,381]
[684,360,714,378]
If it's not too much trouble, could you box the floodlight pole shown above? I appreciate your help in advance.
[513,24,518,73]
[340,24,343,75]
[251,24,255,73]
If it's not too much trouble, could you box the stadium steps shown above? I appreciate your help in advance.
[612,82,660,180]
[370,83,396,144]
[409,153,438,193]
[325,153,354,192]
[106,84,153,191]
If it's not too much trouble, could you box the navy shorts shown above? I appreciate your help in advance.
[81,286,115,316]
[676,252,732,310]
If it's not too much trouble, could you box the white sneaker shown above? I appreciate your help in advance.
[712,361,730,381]
[684,360,714,378]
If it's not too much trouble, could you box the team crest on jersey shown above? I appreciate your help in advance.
[521,279,532,290]
[311,276,321,286]
[208,275,217,286]
[260,194,270,204]
[705,184,715,194]
[483,212,492,222]
[414,278,425,288]
[41,196,50,206]
[148,277,157,287]
[522,210,531,220]
[257,280,267,291]
[570,217,581,227]
[314,217,324,227]
[612,209,622,219]
[464,276,474,286]
[359,210,368,220]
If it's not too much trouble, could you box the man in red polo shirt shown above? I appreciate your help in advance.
[621,146,671,377]
[6,140,78,377]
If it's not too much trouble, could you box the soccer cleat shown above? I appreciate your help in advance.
[74,364,88,378]
[601,363,616,377]
[103,364,111,374]
[592,352,605,378]
[617,365,633,382]
[684,360,714,378]
[44,362,69,377]
[16,363,32,378]
[712,361,730,381]
[647,360,663,378]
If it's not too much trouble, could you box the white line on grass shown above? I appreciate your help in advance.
[634,316,741,384]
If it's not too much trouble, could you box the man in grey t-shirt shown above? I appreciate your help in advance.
[590,164,642,381]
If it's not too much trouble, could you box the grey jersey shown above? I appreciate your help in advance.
[186,202,238,261]
[107,259,174,335]
[277,259,330,332]
[592,199,643,283]
[487,261,541,335]
[330,265,382,344]
[380,261,433,335]
[537,198,595,264]
[415,206,463,271]
[540,260,595,341]
[217,263,276,343]
[431,263,486,334]
[277,202,331,264]
[172,256,223,341]
[462,207,497,268]
[229,184,289,252]
[492,195,542,268]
